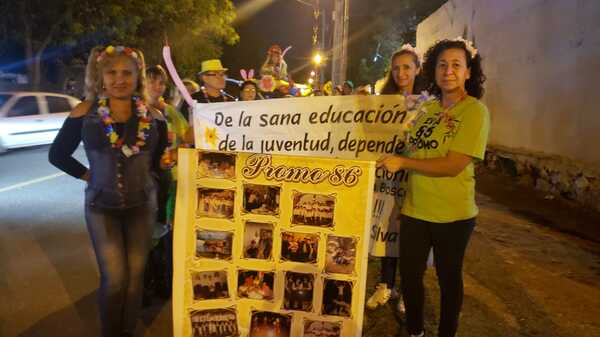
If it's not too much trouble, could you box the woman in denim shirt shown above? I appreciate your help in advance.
[49,45,168,337]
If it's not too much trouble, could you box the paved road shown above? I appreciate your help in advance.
[1,146,599,337]
[0,146,170,337]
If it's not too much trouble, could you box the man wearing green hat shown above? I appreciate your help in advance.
[181,59,231,121]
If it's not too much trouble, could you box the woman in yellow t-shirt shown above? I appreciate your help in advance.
[378,38,490,337]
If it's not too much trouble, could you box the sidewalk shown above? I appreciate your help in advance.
[362,171,600,337]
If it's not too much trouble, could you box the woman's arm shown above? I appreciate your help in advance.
[48,101,92,180]
[377,150,472,177]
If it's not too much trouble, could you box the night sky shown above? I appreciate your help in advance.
[222,0,333,84]
[220,0,422,86]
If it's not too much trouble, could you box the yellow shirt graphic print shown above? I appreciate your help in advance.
[402,96,490,223]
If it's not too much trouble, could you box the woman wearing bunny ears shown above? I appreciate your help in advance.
[239,69,261,101]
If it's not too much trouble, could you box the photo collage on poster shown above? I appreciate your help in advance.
[186,151,365,337]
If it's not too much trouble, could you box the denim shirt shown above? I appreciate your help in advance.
[82,101,160,210]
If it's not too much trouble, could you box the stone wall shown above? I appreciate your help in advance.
[485,145,600,212]
[416,0,600,212]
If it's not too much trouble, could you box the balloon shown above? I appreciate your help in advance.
[162,45,195,107]
[282,46,292,58]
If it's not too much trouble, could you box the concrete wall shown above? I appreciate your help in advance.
[416,0,600,167]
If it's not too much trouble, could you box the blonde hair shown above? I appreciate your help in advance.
[84,45,148,101]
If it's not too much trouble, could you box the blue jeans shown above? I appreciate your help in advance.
[85,199,156,337]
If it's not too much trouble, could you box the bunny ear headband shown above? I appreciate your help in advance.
[240,69,255,81]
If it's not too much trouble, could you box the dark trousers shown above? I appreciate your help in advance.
[85,200,156,337]
[399,215,475,337]
[381,256,399,289]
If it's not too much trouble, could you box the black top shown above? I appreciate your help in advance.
[49,114,168,179]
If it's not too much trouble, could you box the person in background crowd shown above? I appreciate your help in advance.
[378,38,489,337]
[341,80,354,95]
[260,44,288,81]
[355,84,372,95]
[239,80,261,101]
[334,85,343,96]
[144,65,193,302]
[182,78,200,95]
[180,59,232,122]
[146,65,192,224]
[175,78,200,111]
[49,45,168,337]
[367,44,426,312]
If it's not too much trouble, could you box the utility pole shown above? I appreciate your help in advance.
[331,0,349,86]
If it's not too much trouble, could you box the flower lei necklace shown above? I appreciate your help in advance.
[97,96,152,157]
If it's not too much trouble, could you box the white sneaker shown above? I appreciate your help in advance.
[366,283,391,309]
[409,332,424,337]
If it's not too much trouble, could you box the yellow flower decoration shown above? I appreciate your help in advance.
[204,127,219,149]
[105,45,115,54]
[323,81,333,96]
[109,132,119,143]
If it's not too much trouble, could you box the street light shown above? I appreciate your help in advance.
[310,70,316,77]
[308,78,314,85]
[313,53,323,65]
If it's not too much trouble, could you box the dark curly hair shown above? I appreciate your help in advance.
[422,39,486,99]
[380,49,426,95]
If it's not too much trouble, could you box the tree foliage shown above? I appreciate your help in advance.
[347,0,446,86]
[0,0,239,88]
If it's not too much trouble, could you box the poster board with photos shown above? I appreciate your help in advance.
[173,148,375,337]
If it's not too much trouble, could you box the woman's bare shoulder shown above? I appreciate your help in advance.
[69,100,94,118]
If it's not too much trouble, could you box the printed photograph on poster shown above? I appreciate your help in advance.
[303,319,342,337]
[192,270,229,300]
[292,192,335,228]
[190,307,238,337]
[249,311,291,337]
[196,188,235,219]
[243,222,274,260]
[196,230,233,259]
[283,271,314,312]
[198,151,236,179]
[243,184,280,216]
[280,231,319,264]
[237,270,275,300]
[325,235,357,274]
[322,279,353,317]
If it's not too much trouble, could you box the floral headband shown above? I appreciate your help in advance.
[398,43,422,64]
[96,45,142,69]
[452,37,478,59]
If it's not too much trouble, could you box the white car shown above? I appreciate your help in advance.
[0,91,80,153]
